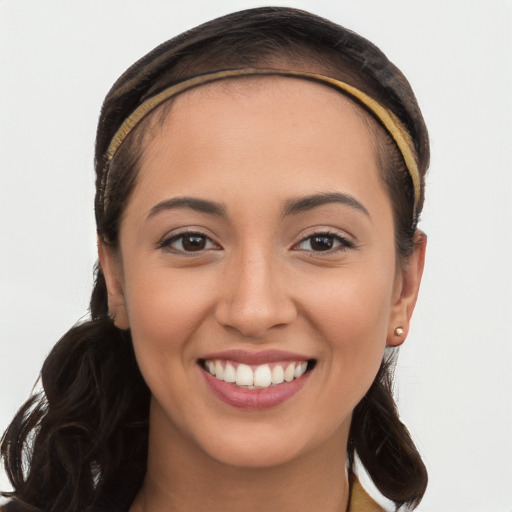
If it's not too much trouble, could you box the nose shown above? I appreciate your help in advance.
[214,249,297,338]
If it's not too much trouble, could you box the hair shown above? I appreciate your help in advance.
[1,7,429,512]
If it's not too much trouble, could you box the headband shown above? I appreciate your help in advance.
[102,68,420,212]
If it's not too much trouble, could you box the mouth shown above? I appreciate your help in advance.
[198,358,316,389]
[197,351,317,410]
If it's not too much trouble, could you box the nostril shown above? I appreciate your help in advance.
[214,302,298,339]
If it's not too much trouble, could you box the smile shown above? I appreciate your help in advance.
[198,351,316,410]
[202,359,310,388]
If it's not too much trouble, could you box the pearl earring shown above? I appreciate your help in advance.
[394,327,404,336]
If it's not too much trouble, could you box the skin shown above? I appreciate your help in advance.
[99,77,426,512]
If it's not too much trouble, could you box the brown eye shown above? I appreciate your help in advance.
[296,232,353,253]
[310,235,335,251]
[160,232,219,253]
[182,234,207,251]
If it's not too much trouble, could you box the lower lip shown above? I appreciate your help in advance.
[201,367,311,411]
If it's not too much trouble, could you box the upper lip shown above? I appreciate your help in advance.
[199,349,312,366]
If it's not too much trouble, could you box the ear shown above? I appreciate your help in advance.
[387,230,427,347]
[97,238,130,329]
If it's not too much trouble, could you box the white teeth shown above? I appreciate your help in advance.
[205,359,311,388]
[253,364,272,388]
[284,363,295,382]
[236,364,254,386]
[206,360,216,375]
[214,360,224,380]
[271,365,285,385]
[295,361,308,378]
[223,362,236,383]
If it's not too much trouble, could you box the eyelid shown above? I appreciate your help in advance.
[291,228,355,253]
[156,226,355,255]
[157,228,222,254]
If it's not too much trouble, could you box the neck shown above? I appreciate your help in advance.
[130,402,351,512]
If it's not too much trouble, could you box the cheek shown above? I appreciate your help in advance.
[121,264,222,425]
[122,263,218,361]
[298,263,395,389]
[301,261,394,336]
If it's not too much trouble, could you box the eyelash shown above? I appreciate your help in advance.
[158,230,354,255]
[157,231,221,254]
[293,230,354,254]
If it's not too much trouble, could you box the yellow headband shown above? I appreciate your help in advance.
[105,68,420,211]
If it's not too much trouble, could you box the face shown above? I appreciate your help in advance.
[100,77,423,469]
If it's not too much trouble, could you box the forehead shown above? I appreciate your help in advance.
[128,76,387,217]
[142,75,377,164]
[164,75,369,124]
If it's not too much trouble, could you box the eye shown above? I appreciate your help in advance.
[159,232,220,253]
[295,232,353,252]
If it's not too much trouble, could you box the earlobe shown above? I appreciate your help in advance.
[386,230,427,347]
[97,238,130,329]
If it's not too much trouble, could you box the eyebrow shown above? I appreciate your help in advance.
[147,197,227,220]
[282,192,370,218]
[146,191,369,221]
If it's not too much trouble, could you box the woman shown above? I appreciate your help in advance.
[1,7,429,512]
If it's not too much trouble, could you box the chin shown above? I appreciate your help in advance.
[202,431,307,469]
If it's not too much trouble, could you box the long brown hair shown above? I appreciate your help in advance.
[1,7,429,511]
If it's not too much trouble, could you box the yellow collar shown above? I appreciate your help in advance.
[347,476,385,512]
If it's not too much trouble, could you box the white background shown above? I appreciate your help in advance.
[1,1,511,511]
